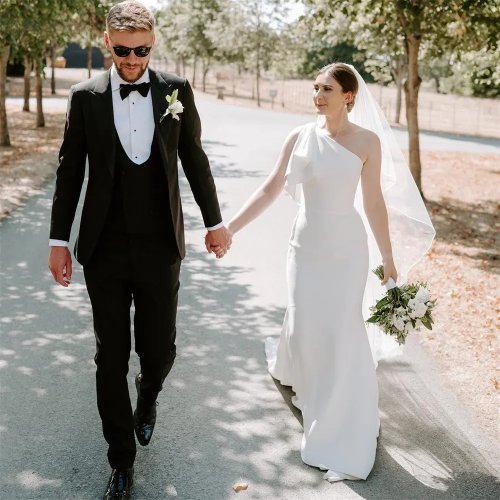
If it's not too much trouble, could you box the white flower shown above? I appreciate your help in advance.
[393,315,405,331]
[160,89,184,122]
[415,319,423,329]
[408,298,419,310]
[414,302,428,318]
[395,306,406,315]
[416,286,431,303]
[409,310,418,319]
[169,100,184,118]
[404,321,414,334]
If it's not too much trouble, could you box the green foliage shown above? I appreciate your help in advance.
[156,0,295,79]
[299,42,375,82]
[304,0,500,90]
[156,0,223,65]
[71,0,112,54]
[0,0,111,72]
[443,47,500,97]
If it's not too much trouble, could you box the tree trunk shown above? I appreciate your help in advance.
[256,48,261,107]
[182,57,186,77]
[202,59,209,93]
[23,55,32,112]
[87,44,92,79]
[0,45,11,146]
[403,35,423,196]
[434,76,440,94]
[51,45,56,94]
[395,78,402,124]
[34,60,45,128]
[231,64,236,97]
[192,53,197,89]
[175,56,181,75]
[393,57,404,124]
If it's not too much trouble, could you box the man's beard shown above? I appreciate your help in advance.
[115,61,148,83]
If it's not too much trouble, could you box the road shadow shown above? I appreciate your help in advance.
[343,358,500,499]
[201,140,266,180]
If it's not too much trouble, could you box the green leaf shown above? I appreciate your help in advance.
[421,316,432,330]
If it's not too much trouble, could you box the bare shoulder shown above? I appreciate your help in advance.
[283,125,305,151]
[353,126,380,147]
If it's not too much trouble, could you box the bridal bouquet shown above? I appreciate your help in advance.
[366,265,437,345]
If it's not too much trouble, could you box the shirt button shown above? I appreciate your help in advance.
[134,130,136,132]
[135,156,138,159]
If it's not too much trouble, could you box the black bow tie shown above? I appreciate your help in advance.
[119,81,151,100]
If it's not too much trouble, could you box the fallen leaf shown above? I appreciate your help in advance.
[232,482,249,492]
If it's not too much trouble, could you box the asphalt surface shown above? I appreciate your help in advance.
[1,97,499,499]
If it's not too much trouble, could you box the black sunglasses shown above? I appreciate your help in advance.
[111,45,152,58]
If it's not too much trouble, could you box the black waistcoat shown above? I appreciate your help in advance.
[101,129,174,238]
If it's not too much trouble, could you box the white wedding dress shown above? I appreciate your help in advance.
[265,122,380,481]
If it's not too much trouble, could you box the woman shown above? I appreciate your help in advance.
[214,63,435,482]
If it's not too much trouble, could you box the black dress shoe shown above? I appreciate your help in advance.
[134,373,157,446]
[103,467,133,500]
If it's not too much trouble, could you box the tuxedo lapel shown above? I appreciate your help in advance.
[149,69,174,170]
[90,69,115,179]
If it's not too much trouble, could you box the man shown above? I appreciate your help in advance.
[47,2,231,498]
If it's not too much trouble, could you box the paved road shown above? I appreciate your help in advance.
[1,98,499,499]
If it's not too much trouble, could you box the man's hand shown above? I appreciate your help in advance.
[48,247,73,287]
[205,226,232,259]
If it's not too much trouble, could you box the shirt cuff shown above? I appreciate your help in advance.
[206,222,224,231]
[49,239,69,247]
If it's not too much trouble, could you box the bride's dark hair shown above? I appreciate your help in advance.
[317,63,358,112]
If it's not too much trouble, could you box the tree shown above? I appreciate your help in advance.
[418,54,453,94]
[72,0,110,79]
[224,0,287,107]
[0,0,23,145]
[348,7,407,124]
[304,0,499,198]
[13,1,77,127]
[441,46,500,97]
[157,0,223,90]
[0,0,110,142]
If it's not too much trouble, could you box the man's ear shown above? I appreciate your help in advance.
[104,31,111,51]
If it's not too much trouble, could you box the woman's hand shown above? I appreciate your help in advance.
[381,256,398,286]
[208,224,235,259]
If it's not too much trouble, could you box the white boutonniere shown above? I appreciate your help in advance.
[160,89,184,122]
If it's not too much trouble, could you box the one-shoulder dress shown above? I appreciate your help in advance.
[265,123,379,481]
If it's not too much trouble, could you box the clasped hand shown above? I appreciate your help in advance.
[205,226,233,259]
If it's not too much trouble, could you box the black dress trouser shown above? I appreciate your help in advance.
[83,229,181,469]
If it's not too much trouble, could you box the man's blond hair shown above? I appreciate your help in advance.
[106,1,154,33]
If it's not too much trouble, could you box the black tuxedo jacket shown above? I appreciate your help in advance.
[49,68,222,266]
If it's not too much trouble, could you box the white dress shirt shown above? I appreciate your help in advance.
[50,64,222,247]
